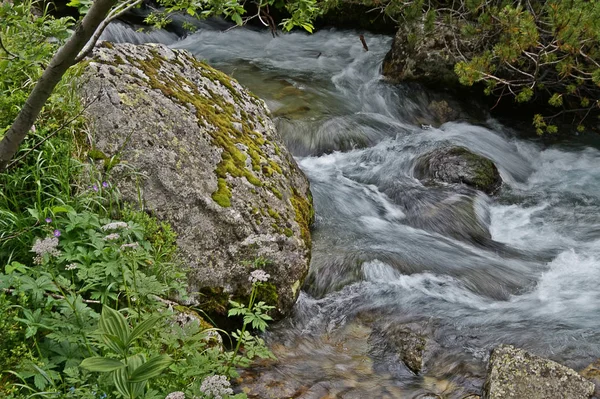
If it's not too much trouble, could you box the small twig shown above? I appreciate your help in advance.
[3,288,102,304]
[359,35,369,51]
[0,221,40,243]
[0,32,17,59]
[73,0,142,63]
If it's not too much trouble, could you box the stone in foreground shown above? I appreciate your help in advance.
[484,345,594,399]
[82,42,313,316]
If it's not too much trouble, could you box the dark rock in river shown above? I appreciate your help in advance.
[414,147,502,195]
[484,345,595,399]
[81,42,313,317]
[382,23,474,88]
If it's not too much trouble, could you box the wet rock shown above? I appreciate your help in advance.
[392,329,427,374]
[370,321,432,375]
[383,23,476,88]
[403,193,492,245]
[81,42,313,317]
[427,100,461,126]
[414,147,502,194]
[579,359,600,397]
[484,345,594,399]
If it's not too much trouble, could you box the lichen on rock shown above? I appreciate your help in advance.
[81,42,313,317]
[484,345,595,399]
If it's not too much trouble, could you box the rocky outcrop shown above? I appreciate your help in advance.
[382,23,471,88]
[81,42,313,317]
[414,147,502,194]
[484,345,594,399]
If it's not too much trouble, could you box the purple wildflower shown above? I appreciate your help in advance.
[102,182,109,188]
[92,184,98,192]
[53,230,61,237]
[45,218,52,223]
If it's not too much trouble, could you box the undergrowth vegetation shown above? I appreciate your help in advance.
[0,3,274,398]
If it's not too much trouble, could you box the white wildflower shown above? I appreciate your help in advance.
[31,237,61,264]
[101,221,128,231]
[165,392,186,399]
[65,263,78,271]
[249,269,270,284]
[120,242,139,251]
[199,375,233,399]
[104,233,120,241]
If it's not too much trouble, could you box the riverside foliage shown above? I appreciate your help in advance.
[332,0,600,133]
[0,3,274,398]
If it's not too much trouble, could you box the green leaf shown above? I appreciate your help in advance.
[232,13,243,25]
[128,355,173,383]
[80,357,125,372]
[112,367,130,398]
[99,306,130,351]
[127,315,161,346]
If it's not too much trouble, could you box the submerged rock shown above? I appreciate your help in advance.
[484,345,594,399]
[579,359,600,397]
[414,147,502,194]
[81,42,313,317]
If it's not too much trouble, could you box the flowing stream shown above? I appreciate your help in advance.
[103,22,600,398]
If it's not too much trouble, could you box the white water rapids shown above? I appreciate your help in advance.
[103,21,600,397]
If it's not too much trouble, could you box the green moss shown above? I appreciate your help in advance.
[270,187,283,200]
[290,188,314,247]
[448,147,499,191]
[197,286,230,315]
[267,208,280,219]
[111,49,280,208]
[87,149,107,160]
[284,228,293,237]
[212,178,232,207]
[255,282,279,306]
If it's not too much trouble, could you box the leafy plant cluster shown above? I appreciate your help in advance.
[328,0,600,133]
[0,3,276,398]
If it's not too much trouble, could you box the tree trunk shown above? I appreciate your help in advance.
[0,0,117,171]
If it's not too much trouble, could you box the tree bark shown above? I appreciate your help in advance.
[0,0,117,171]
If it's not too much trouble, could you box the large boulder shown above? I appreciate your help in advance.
[484,345,595,399]
[414,147,502,194]
[81,42,313,317]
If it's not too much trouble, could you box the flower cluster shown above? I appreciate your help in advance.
[199,375,233,399]
[249,269,270,284]
[31,237,61,264]
[65,263,78,271]
[103,233,120,241]
[165,392,185,399]
[120,242,139,251]
[101,221,128,231]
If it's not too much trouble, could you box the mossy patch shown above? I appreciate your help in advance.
[290,187,314,247]
[99,48,283,209]
[447,147,500,192]
[255,282,279,307]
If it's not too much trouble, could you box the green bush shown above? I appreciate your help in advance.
[335,0,600,133]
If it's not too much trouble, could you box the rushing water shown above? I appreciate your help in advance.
[103,22,600,398]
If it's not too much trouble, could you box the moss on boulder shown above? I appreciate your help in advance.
[414,146,502,195]
[81,42,313,317]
